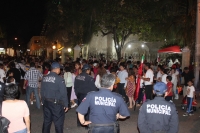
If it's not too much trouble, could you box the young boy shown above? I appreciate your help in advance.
[183,80,195,116]
[165,76,173,102]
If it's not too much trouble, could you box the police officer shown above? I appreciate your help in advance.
[41,62,68,133]
[76,74,130,133]
[74,64,97,126]
[138,82,179,133]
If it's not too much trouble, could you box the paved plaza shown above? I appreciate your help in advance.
[28,95,200,133]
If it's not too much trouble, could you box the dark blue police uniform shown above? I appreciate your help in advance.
[41,72,68,133]
[76,89,130,133]
[74,71,97,126]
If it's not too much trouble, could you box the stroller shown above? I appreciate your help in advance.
[181,95,197,111]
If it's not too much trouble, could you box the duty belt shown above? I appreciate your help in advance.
[88,122,119,133]
[44,98,64,105]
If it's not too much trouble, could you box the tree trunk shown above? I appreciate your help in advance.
[116,50,121,61]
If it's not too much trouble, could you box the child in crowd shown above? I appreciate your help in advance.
[126,68,135,108]
[165,76,173,102]
[110,68,120,91]
[183,80,195,116]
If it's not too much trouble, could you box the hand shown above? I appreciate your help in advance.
[23,86,26,89]
[64,107,68,112]
[82,121,92,126]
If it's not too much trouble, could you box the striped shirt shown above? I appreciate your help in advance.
[24,67,43,88]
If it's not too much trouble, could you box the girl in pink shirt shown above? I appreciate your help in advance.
[2,84,30,133]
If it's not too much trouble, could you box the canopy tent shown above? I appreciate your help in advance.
[158,45,182,54]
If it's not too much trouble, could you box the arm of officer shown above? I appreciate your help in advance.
[76,94,91,125]
[89,77,98,91]
[118,97,130,118]
[74,77,79,95]
[59,79,68,109]
[138,104,151,133]
[168,105,179,133]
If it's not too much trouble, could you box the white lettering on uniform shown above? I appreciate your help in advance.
[94,96,116,107]
[43,76,56,83]
[146,104,171,115]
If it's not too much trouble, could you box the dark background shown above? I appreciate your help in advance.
[0,0,46,48]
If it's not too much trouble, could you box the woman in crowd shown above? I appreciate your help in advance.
[126,68,136,108]
[171,68,179,99]
[2,84,30,133]
[71,67,78,108]
[74,62,81,76]
[64,67,73,108]
[95,64,107,88]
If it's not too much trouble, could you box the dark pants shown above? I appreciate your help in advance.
[89,126,115,133]
[76,93,89,127]
[138,88,144,104]
[42,100,65,133]
[144,85,153,100]
[117,83,128,102]
[66,87,72,108]
[165,96,172,101]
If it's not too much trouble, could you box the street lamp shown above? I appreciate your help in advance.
[52,45,56,49]
[68,48,72,52]
[141,44,144,48]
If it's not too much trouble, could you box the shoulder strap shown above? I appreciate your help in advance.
[0,101,2,116]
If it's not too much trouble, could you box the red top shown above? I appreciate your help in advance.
[166,82,173,96]
[43,69,48,75]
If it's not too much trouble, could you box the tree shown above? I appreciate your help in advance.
[45,0,94,47]
[93,0,145,60]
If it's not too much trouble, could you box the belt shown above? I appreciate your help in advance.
[44,98,64,105]
[88,122,119,133]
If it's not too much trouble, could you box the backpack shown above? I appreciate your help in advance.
[0,102,10,133]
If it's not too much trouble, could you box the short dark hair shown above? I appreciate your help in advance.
[4,84,18,99]
[30,62,35,67]
[7,76,14,83]
[119,63,126,68]
[100,74,115,88]
[166,76,172,81]
[65,67,71,72]
[144,63,151,68]
[184,67,189,70]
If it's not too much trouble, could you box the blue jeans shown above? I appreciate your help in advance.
[14,128,27,133]
[89,126,115,133]
[186,97,193,113]
[26,86,40,109]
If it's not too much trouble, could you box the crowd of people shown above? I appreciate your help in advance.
[0,55,196,133]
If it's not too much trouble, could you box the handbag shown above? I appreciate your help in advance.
[0,102,10,133]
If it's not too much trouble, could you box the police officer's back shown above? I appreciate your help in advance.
[41,62,68,133]
[76,74,130,133]
[138,82,179,133]
[74,64,97,99]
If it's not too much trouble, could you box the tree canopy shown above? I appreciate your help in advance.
[45,0,196,59]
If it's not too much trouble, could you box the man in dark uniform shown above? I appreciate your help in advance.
[138,82,179,133]
[74,64,98,126]
[41,62,68,133]
[76,74,130,133]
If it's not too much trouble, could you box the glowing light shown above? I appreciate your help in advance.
[128,45,131,48]
[14,38,17,40]
[18,45,20,46]
[142,44,144,48]
[52,45,56,49]
[68,48,72,52]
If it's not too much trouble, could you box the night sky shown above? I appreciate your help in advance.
[0,0,46,47]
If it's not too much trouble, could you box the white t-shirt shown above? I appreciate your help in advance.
[171,73,178,84]
[187,86,195,98]
[161,74,168,84]
[95,74,101,88]
[144,69,154,85]
[0,69,6,83]
[156,71,162,79]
